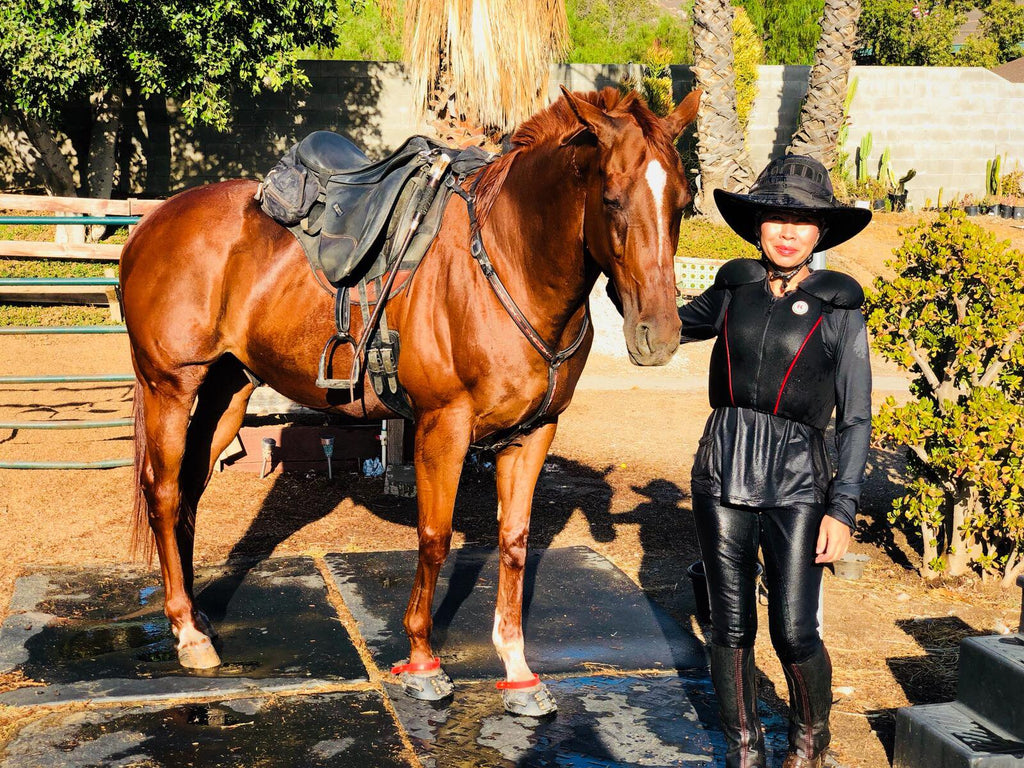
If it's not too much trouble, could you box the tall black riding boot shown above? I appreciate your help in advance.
[781,645,833,768]
[708,644,766,768]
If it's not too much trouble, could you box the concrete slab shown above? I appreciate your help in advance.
[0,690,412,768]
[386,672,791,768]
[326,546,706,679]
[0,557,366,706]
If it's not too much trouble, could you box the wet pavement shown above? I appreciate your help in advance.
[0,557,365,707]
[326,546,706,678]
[0,548,792,767]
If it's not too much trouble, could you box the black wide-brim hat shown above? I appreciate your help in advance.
[713,155,872,252]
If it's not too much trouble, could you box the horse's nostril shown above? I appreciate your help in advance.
[636,323,652,356]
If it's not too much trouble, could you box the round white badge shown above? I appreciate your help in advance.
[792,300,809,316]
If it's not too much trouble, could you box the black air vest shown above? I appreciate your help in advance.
[710,280,835,430]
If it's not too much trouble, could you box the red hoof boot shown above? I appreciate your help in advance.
[497,674,557,717]
[391,658,455,701]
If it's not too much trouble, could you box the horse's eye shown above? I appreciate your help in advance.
[603,196,622,210]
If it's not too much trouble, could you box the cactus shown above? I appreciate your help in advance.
[993,155,1003,197]
[857,133,873,183]
[878,146,891,182]
[937,187,944,210]
[896,169,917,195]
[986,159,994,196]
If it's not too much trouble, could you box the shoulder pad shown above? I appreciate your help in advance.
[799,270,864,308]
[713,258,766,289]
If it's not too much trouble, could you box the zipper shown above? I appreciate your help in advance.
[751,288,777,403]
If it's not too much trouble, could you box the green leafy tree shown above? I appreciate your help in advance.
[0,0,338,198]
[565,0,692,64]
[306,0,404,61]
[733,0,826,65]
[865,213,1024,584]
[956,34,1000,67]
[979,0,1024,64]
[857,0,965,65]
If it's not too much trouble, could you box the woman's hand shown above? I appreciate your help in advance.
[815,515,852,564]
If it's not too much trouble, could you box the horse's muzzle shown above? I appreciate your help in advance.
[627,319,680,366]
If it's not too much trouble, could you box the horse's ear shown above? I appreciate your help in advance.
[559,85,618,146]
[663,89,703,140]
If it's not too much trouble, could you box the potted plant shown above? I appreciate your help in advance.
[962,193,980,216]
[886,167,915,212]
[1012,196,1024,221]
[1000,195,1014,218]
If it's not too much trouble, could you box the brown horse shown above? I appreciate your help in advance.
[121,86,700,714]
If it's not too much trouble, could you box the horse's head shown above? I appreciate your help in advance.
[561,86,701,366]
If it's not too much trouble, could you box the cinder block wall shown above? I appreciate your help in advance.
[1,61,1022,206]
[745,65,1024,207]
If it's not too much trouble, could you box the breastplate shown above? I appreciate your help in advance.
[709,281,835,430]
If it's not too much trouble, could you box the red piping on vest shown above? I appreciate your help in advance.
[724,309,735,406]
[773,316,822,415]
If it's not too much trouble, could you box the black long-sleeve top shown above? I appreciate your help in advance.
[679,259,872,529]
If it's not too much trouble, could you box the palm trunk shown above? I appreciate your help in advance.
[691,0,754,219]
[788,0,862,169]
[15,111,77,197]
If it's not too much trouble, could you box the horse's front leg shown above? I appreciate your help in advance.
[493,421,558,716]
[394,408,471,701]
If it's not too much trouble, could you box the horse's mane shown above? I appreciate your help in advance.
[474,87,678,224]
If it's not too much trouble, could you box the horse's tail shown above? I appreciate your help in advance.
[130,382,155,563]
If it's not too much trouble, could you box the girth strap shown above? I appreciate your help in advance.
[448,175,591,450]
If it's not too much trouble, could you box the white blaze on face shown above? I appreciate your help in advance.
[645,159,669,265]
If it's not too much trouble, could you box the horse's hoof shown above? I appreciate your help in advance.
[498,675,557,717]
[177,637,221,669]
[391,658,454,701]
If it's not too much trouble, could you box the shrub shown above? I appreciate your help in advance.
[676,217,758,261]
[864,212,1024,584]
[733,7,763,133]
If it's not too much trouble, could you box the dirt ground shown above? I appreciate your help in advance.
[1,212,1023,767]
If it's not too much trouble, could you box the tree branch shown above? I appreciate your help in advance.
[910,443,929,465]
[903,332,943,393]
[978,325,1024,389]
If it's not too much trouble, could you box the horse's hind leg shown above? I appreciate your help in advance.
[137,373,222,669]
[180,357,256,586]
[492,421,558,715]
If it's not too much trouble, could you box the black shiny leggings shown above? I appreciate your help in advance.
[692,493,825,663]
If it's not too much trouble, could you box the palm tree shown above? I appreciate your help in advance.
[788,0,862,169]
[401,0,569,140]
[691,0,755,218]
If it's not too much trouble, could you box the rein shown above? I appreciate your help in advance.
[448,175,591,450]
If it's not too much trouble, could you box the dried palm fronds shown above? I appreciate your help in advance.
[404,0,568,133]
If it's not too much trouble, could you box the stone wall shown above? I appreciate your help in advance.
[1,61,1022,207]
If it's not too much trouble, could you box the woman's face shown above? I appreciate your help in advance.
[759,211,821,269]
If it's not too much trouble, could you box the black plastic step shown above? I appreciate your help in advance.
[958,633,1024,736]
[895,702,1024,768]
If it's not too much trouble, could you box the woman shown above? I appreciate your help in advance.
[681,155,872,768]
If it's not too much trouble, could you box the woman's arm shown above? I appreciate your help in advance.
[827,308,873,530]
[678,287,728,342]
